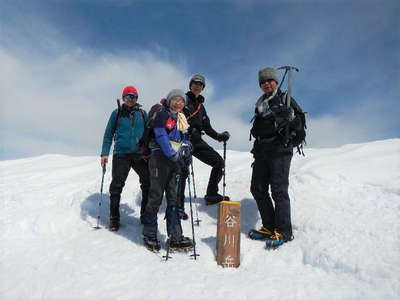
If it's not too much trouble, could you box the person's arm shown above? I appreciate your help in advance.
[100,110,117,164]
[250,108,259,138]
[201,106,220,140]
[153,112,176,157]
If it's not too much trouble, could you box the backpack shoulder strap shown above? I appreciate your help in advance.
[187,103,202,121]
[139,108,146,121]
[113,99,122,137]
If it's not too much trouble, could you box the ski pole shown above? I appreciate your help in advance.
[190,162,201,226]
[94,164,106,229]
[222,141,227,200]
[187,173,199,260]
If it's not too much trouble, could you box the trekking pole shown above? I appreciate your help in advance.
[163,236,172,261]
[187,173,200,260]
[222,141,227,200]
[190,162,201,226]
[277,66,299,146]
[163,172,182,261]
[94,164,106,229]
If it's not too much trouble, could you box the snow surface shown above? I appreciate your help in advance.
[1,139,399,300]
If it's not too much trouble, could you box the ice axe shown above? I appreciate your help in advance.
[277,66,299,146]
[277,65,299,109]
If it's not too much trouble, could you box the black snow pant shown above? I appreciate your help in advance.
[142,155,183,242]
[250,153,293,238]
[178,139,224,209]
[109,154,150,220]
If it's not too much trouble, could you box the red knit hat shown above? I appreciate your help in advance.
[122,86,139,98]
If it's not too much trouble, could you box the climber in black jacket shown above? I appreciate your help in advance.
[178,74,230,212]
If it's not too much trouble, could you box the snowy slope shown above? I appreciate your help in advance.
[1,139,399,300]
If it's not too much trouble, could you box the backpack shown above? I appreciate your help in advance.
[289,98,307,155]
[139,100,165,156]
[250,92,307,155]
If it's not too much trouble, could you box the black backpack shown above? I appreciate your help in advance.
[289,98,307,155]
[250,93,307,155]
[139,100,166,156]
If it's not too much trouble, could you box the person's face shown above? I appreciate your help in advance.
[190,82,204,96]
[169,96,185,112]
[260,79,277,94]
[123,94,138,107]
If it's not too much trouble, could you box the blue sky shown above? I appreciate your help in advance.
[1,0,399,159]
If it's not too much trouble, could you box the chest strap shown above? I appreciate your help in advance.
[187,103,202,121]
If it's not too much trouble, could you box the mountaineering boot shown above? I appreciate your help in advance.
[265,229,294,249]
[166,206,193,250]
[204,193,230,205]
[166,206,183,240]
[109,216,120,231]
[169,236,194,251]
[248,226,274,240]
[177,208,189,220]
[143,237,161,252]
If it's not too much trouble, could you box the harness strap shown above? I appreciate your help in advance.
[187,103,202,121]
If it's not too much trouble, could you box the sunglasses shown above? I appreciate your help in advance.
[259,79,276,85]
[123,94,138,100]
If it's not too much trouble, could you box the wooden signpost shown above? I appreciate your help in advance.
[216,201,241,268]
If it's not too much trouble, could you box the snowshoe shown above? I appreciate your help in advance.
[144,237,161,252]
[204,194,230,205]
[265,230,294,249]
[109,217,120,231]
[177,208,189,220]
[169,236,194,251]
[248,227,274,240]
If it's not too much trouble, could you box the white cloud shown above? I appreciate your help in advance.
[204,92,256,152]
[1,41,395,160]
[0,45,201,158]
[306,95,398,148]
[307,115,369,148]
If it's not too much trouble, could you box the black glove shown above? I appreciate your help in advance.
[170,152,181,164]
[179,144,192,166]
[170,144,192,167]
[216,131,230,142]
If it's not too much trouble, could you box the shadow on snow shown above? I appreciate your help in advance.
[80,192,144,246]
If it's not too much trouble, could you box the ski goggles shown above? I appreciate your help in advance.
[123,94,138,100]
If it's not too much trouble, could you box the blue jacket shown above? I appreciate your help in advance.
[101,104,147,156]
[152,109,188,157]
